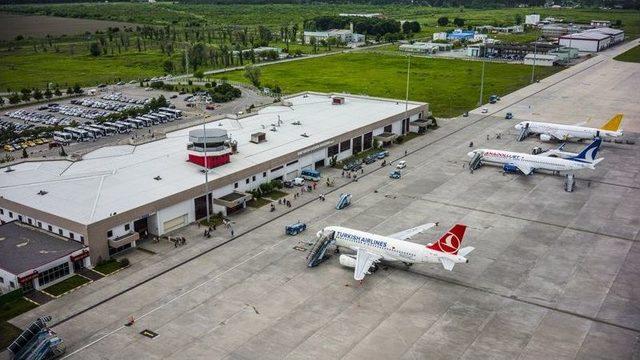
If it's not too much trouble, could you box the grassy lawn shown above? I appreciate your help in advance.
[247,197,271,208]
[215,52,560,117]
[94,259,125,275]
[0,50,179,90]
[266,190,288,200]
[0,294,38,349]
[614,45,640,63]
[43,275,90,296]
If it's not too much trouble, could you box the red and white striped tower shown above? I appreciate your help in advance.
[187,128,232,169]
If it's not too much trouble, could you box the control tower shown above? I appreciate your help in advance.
[187,128,232,169]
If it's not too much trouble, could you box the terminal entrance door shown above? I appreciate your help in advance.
[22,280,34,294]
[134,217,149,239]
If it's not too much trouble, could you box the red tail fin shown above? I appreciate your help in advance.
[427,224,467,254]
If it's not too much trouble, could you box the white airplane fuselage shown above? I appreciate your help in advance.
[469,149,596,173]
[325,226,468,265]
[515,121,622,141]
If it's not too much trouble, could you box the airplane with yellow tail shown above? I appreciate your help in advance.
[514,114,624,142]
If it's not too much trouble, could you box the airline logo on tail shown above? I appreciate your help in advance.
[600,114,624,132]
[570,138,602,163]
[427,224,466,254]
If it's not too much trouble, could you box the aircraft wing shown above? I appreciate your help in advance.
[354,248,382,281]
[387,222,437,241]
[513,160,534,175]
[547,129,569,141]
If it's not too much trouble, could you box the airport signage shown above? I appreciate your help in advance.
[71,249,90,262]
[18,270,39,284]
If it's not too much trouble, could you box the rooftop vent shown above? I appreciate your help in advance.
[251,132,267,144]
[291,121,302,125]
[37,190,48,196]
[332,97,345,105]
[301,133,310,138]
[154,176,162,181]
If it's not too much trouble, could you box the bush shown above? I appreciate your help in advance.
[395,135,405,144]
[120,258,130,267]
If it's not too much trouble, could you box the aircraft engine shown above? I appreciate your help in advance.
[503,163,520,173]
[339,254,357,268]
[539,133,552,142]
[339,255,378,272]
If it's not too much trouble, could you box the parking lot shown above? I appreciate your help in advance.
[2,84,272,158]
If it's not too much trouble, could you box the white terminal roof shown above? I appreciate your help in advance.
[0,93,422,225]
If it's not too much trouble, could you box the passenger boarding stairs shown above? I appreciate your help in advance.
[517,123,530,142]
[307,233,334,267]
[336,193,352,210]
[469,152,482,172]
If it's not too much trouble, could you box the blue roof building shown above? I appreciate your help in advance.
[448,29,476,41]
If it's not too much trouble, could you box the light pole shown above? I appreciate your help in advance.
[403,54,411,133]
[478,60,485,106]
[530,41,537,83]
[199,95,211,225]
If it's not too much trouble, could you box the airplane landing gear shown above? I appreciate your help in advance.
[403,262,413,267]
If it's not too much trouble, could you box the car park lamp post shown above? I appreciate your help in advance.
[404,54,411,123]
[530,41,537,83]
[478,60,485,106]
[199,95,211,224]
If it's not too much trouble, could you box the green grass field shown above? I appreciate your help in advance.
[0,49,179,90]
[614,45,640,63]
[0,292,38,349]
[43,275,90,296]
[216,52,560,117]
[93,259,125,275]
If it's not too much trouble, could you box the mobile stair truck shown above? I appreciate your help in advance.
[336,193,352,210]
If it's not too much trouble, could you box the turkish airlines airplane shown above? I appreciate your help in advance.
[467,138,603,175]
[314,223,473,281]
[515,114,623,142]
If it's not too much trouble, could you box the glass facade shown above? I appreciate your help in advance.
[38,262,70,287]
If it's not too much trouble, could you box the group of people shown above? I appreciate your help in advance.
[171,236,187,247]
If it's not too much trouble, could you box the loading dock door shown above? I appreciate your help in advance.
[163,214,187,233]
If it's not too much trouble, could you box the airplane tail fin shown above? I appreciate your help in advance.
[427,224,466,255]
[601,114,623,131]
[571,138,602,163]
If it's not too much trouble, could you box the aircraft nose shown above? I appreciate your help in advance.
[514,123,522,130]
[467,151,476,158]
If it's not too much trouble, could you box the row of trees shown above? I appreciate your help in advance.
[5,84,82,105]
[304,16,421,38]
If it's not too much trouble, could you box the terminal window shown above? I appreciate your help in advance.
[234,182,238,189]
[107,230,113,238]
[58,229,63,236]
[124,224,130,231]
[38,262,70,287]
[48,225,53,232]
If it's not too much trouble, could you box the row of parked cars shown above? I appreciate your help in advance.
[100,93,151,106]
[52,107,182,145]
[343,150,390,171]
[70,98,142,112]
[4,138,50,152]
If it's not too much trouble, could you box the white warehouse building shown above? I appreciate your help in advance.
[0,92,427,265]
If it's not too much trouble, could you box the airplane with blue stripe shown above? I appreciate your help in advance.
[467,138,603,175]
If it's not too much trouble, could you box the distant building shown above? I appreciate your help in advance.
[586,27,624,44]
[473,33,488,42]
[399,42,452,54]
[559,31,612,52]
[541,25,569,38]
[304,29,364,44]
[525,14,541,25]
[524,53,558,66]
[476,25,524,33]
[432,32,448,41]
[447,29,475,41]
[590,20,611,28]
[548,47,579,62]
[338,13,382,18]
[467,44,486,57]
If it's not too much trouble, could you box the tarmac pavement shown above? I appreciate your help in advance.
[6,41,640,360]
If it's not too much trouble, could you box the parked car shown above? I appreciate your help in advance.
[282,180,294,188]
[376,150,389,159]
[481,108,488,114]
[396,160,407,169]
[342,162,359,171]
[505,112,513,120]
[389,170,401,179]
[170,95,178,99]
[363,155,376,164]
[293,177,306,186]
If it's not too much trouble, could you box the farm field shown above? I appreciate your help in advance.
[215,52,560,117]
[0,12,140,41]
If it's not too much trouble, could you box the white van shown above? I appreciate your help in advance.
[293,177,306,186]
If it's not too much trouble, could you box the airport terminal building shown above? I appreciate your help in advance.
[0,92,428,267]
